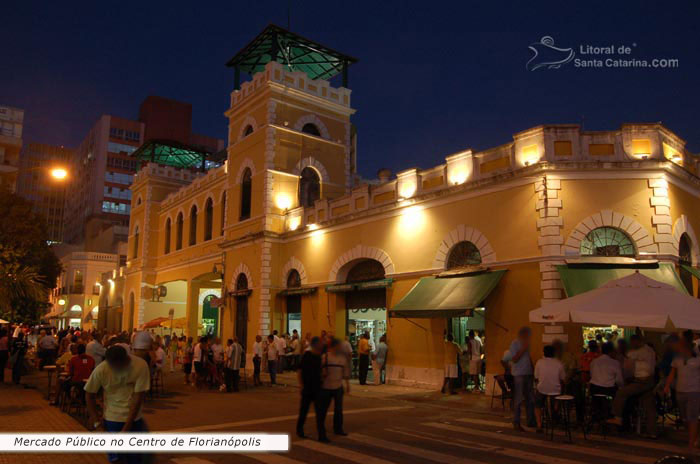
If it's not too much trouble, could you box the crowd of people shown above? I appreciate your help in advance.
[494,326,700,454]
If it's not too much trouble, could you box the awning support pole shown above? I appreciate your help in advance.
[473,310,509,332]
[398,316,428,332]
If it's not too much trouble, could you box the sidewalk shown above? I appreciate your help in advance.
[0,369,107,464]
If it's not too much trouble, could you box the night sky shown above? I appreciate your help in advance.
[3,1,699,178]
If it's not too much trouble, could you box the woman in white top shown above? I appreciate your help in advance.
[664,332,700,454]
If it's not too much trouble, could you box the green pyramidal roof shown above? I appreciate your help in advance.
[226,24,357,87]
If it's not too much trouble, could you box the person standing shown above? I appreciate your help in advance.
[608,334,657,436]
[358,332,371,385]
[296,337,325,441]
[664,331,700,454]
[319,338,350,438]
[37,329,58,368]
[0,328,8,384]
[10,331,28,385]
[502,327,536,431]
[267,334,278,385]
[224,337,243,392]
[85,345,150,464]
[131,330,153,366]
[252,335,263,386]
[467,330,484,392]
[183,337,193,385]
[373,335,388,385]
[442,334,461,394]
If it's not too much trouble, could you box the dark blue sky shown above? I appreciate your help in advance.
[4,1,699,178]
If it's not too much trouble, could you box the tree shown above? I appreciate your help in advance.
[0,192,62,323]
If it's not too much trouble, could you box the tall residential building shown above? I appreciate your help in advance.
[0,105,24,192]
[17,143,74,243]
[62,96,224,245]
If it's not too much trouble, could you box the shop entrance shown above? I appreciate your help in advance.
[286,269,302,335]
[202,294,219,336]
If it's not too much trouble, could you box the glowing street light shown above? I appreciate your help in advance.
[50,168,68,180]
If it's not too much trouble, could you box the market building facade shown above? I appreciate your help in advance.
[123,26,700,389]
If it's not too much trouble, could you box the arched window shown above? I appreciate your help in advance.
[132,226,139,259]
[446,241,482,269]
[240,168,252,220]
[164,218,171,254]
[287,269,302,288]
[175,212,183,250]
[679,233,694,294]
[301,123,321,137]
[298,167,321,208]
[220,191,226,236]
[243,125,254,137]
[189,205,198,246]
[204,198,213,241]
[580,227,635,257]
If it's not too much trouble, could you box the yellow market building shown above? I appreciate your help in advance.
[123,26,700,389]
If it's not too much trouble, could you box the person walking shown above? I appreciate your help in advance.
[373,335,388,385]
[0,328,9,384]
[319,338,350,438]
[252,335,263,386]
[442,334,461,394]
[85,345,150,464]
[267,334,278,385]
[358,332,371,385]
[608,334,657,436]
[502,327,536,431]
[10,331,28,385]
[296,337,325,441]
[664,331,700,454]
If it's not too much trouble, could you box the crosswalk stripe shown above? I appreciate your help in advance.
[457,416,690,456]
[167,406,413,432]
[423,422,658,464]
[386,428,500,452]
[243,453,306,464]
[388,427,587,464]
[346,432,488,464]
[293,439,396,464]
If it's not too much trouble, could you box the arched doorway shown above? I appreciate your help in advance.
[286,270,302,335]
[298,167,321,208]
[234,274,250,349]
[445,240,485,347]
[343,259,388,356]
[679,233,694,295]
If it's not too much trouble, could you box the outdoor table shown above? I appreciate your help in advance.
[44,365,57,401]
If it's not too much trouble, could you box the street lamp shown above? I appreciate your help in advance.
[50,168,68,180]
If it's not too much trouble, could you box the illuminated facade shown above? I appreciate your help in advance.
[0,105,24,192]
[124,27,700,388]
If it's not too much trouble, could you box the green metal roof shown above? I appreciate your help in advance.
[226,24,358,87]
[130,139,214,170]
[556,262,688,296]
[390,270,506,318]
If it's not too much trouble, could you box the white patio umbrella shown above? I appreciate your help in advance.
[529,271,700,330]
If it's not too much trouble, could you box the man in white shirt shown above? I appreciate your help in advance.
[252,335,263,386]
[224,338,244,392]
[534,345,565,433]
[86,333,106,366]
[590,342,624,396]
[274,331,287,371]
[467,330,484,393]
[608,335,657,436]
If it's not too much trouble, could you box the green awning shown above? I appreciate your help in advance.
[325,279,393,293]
[390,270,507,318]
[557,262,688,296]
[681,264,700,280]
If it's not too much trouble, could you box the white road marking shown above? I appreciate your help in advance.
[388,427,588,464]
[346,432,488,464]
[424,422,658,464]
[293,439,396,464]
[166,406,414,432]
[457,416,690,456]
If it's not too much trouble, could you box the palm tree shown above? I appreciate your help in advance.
[0,248,45,324]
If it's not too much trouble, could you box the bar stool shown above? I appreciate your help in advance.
[555,395,575,442]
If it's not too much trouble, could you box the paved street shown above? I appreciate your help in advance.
[4,368,697,464]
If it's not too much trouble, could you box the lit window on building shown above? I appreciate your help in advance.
[580,227,635,257]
